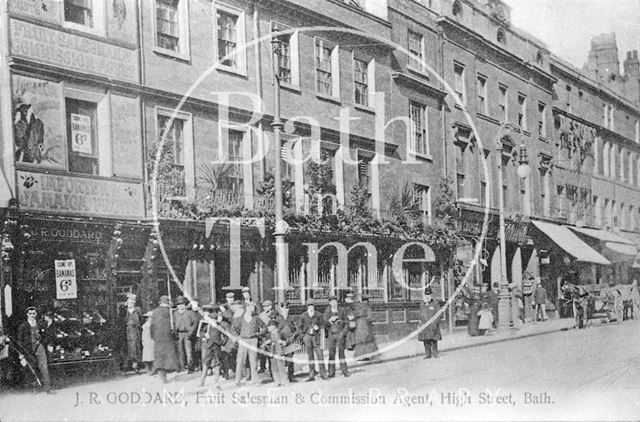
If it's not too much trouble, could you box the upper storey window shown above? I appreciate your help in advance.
[452,1,462,17]
[63,0,105,35]
[497,28,506,45]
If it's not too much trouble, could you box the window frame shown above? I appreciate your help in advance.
[271,21,300,89]
[453,62,466,106]
[62,0,105,36]
[409,100,430,158]
[476,74,488,115]
[407,29,425,74]
[412,183,432,225]
[517,93,527,130]
[352,55,373,108]
[155,107,194,200]
[214,2,247,75]
[498,84,508,123]
[314,37,340,98]
[153,0,191,61]
[538,101,547,139]
[65,97,99,176]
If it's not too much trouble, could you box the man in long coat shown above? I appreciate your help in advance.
[323,295,350,377]
[418,287,442,359]
[124,294,143,372]
[150,295,180,383]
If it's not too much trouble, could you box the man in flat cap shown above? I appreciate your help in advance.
[295,300,326,381]
[275,301,298,382]
[258,300,275,374]
[124,293,143,373]
[418,287,442,359]
[151,296,180,383]
[197,304,225,388]
[17,306,54,393]
[241,286,261,314]
[173,296,198,372]
[324,295,349,378]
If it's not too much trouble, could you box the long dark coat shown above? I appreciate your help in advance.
[353,302,378,358]
[125,307,143,361]
[150,305,180,372]
[418,300,442,341]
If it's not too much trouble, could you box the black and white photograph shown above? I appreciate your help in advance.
[0,0,639,421]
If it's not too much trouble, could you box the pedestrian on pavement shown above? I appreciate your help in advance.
[353,295,379,360]
[324,295,350,378]
[198,305,224,388]
[258,300,274,374]
[534,280,549,322]
[418,287,442,359]
[241,286,261,314]
[275,301,299,382]
[17,307,54,393]
[467,288,482,337]
[489,283,500,327]
[188,298,203,371]
[141,311,155,373]
[631,280,640,320]
[150,296,180,384]
[265,319,289,387]
[344,293,357,352]
[477,302,494,334]
[220,292,238,379]
[295,300,326,381]
[232,302,264,386]
[124,293,143,373]
[174,296,198,373]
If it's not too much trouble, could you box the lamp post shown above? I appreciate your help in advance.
[494,123,529,330]
[271,35,287,306]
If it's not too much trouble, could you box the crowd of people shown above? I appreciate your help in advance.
[124,287,383,388]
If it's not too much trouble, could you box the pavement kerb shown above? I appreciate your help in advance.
[350,320,576,370]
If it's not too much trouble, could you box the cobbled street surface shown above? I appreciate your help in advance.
[2,319,639,421]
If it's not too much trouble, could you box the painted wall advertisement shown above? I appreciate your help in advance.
[12,75,66,169]
[17,170,145,218]
[55,259,77,300]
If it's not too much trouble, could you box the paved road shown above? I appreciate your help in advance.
[2,319,639,421]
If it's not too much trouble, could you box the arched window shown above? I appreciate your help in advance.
[497,28,506,44]
[452,0,462,17]
[535,51,544,65]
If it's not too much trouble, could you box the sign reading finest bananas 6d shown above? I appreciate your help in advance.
[55,259,77,300]
[17,170,144,218]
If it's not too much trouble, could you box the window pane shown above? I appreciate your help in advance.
[217,10,239,67]
[156,0,180,51]
[354,59,368,106]
[271,23,292,84]
[64,0,93,27]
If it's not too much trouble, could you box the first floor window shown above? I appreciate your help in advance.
[66,98,98,175]
[315,38,334,96]
[271,22,293,85]
[408,30,424,71]
[223,131,244,194]
[354,58,369,106]
[412,184,431,225]
[64,0,93,27]
[156,0,180,52]
[409,101,428,156]
[157,114,186,197]
[217,8,241,69]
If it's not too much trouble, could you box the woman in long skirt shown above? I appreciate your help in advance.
[353,296,379,360]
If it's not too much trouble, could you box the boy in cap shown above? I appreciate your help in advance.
[197,305,224,387]
[295,300,326,381]
[264,320,288,387]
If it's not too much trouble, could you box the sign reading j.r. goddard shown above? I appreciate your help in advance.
[17,170,144,218]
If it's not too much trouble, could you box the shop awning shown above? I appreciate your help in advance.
[602,242,638,263]
[569,227,636,245]
[531,220,611,265]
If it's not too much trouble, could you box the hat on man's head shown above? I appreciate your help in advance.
[262,300,272,307]
[126,293,137,300]
[306,299,315,307]
[280,301,290,308]
[226,292,236,299]
[159,295,170,304]
[175,296,187,305]
[424,287,433,295]
[26,306,37,313]
[241,286,250,293]
[201,303,215,312]
[362,294,370,302]
[328,295,338,302]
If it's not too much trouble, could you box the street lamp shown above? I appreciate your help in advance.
[271,35,287,306]
[494,123,529,330]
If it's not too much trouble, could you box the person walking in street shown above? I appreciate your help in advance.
[189,298,202,371]
[631,280,640,320]
[124,293,143,373]
[198,304,225,388]
[141,311,155,374]
[418,287,442,359]
[220,292,239,379]
[534,279,549,322]
[295,300,326,381]
[489,283,500,328]
[275,301,298,382]
[232,302,264,386]
[353,295,379,360]
[174,296,198,373]
[17,307,54,393]
[150,296,180,384]
[323,295,350,378]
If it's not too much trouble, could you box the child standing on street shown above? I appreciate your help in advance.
[265,320,288,387]
[141,311,155,373]
[198,305,225,388]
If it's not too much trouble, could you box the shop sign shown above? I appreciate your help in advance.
[9,19,138,84]
[55,259,77,300]
[18,170,144,218]
[70,113,92,154]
